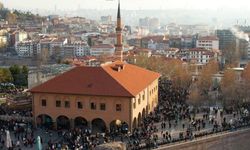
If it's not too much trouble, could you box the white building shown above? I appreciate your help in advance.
[90,44,115,56]
[50,38,68,56]
[247,42,250,60]
[165,48,179,58]
[15,40,37,57]
[188,48,215,64]
[72,41,90,57]
[196,36,219,50]
[13,31,28,46]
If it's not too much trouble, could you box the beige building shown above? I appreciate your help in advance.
[30,1,160,133]
[30,61,160,132]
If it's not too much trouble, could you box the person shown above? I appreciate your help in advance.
[16,140,20,148]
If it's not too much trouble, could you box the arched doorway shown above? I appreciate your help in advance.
[142,108,146,119]
[36,114,53,129]
[146,106,149,115]
[110,120,122,133]
[138,113,142,127]
[132,117,137,129]
[57,116,70,130]
[92,118,106,133]
[74,117,88,129]
[121,122,129,134]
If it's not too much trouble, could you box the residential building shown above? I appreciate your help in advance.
[196,36,219,50]
[10,30,28,47]
[101,16,112,24]
[65,41,90,57]
[188,48,216,64]
[90,44,115,56]
[141,35,168,50]
[15,40,38,57]
[165,48,179,58]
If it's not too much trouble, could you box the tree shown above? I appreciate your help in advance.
[134,56,192,89]
[221,69,239,107]
[197,60,219,96]
[21,66,29,86]
[6,12,17,24]
[0,68,13,83]
[241,63,250,102]
[188,88,202,107]
[9,65,28,87]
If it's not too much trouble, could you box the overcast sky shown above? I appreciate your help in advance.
[2,0,250,10]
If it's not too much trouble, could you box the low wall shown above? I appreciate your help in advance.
[158,128,250,150]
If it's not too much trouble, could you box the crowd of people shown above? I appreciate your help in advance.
[0,79,249,150]
[126,80,250,149]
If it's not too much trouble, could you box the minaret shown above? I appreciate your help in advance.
[115,0,123,61]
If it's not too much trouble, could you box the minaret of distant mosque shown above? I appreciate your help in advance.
[115,0,123,61]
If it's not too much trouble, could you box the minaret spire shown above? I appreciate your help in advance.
[117,0,121,19]
[114,0,123,62]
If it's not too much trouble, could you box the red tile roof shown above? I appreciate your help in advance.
[29,61,160,97]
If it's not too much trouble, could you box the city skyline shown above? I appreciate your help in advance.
[2,0,250,11]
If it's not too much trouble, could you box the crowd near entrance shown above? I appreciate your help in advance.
[36,115,130,134]
[36,114,53,129]
[56,115,70,130]
[110,120,129,134]
[91,118,106,133]
[74,117,88,129]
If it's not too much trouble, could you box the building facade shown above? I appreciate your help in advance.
[90,44,115,56]
[196,36,219,50]
[30,62,160,132]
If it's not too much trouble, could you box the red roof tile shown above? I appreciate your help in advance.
[29,61,160,97]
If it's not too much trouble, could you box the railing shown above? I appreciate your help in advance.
[136,123,250,150]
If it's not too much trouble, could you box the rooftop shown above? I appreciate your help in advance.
[198,36,219,41]
[29,61,160,97]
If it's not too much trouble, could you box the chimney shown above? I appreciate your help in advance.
[112,64,125,72]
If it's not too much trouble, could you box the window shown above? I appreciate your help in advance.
[133,101,136,109]
[100,103,106,111]
[116,104,121,111]
[77,102,83,109]
[56,100,61,107]
[91,102,96,110]
[41,99,46,107]
[65,101,70,108]
[138,98,141,105]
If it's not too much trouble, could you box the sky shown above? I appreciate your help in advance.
[1,0,250,11]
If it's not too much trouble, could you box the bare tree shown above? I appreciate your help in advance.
[221,69,239,107]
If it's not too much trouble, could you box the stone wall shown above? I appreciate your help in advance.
[95,142,126,150]
[157,128,250,150]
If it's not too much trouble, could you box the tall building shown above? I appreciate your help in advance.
[216,29,236,51]
[101,16,112,24]
[139,17,160,32]
[114,0,123,61]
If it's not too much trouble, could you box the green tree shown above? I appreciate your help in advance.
[9,65,28,87]
[0,68,13,83]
